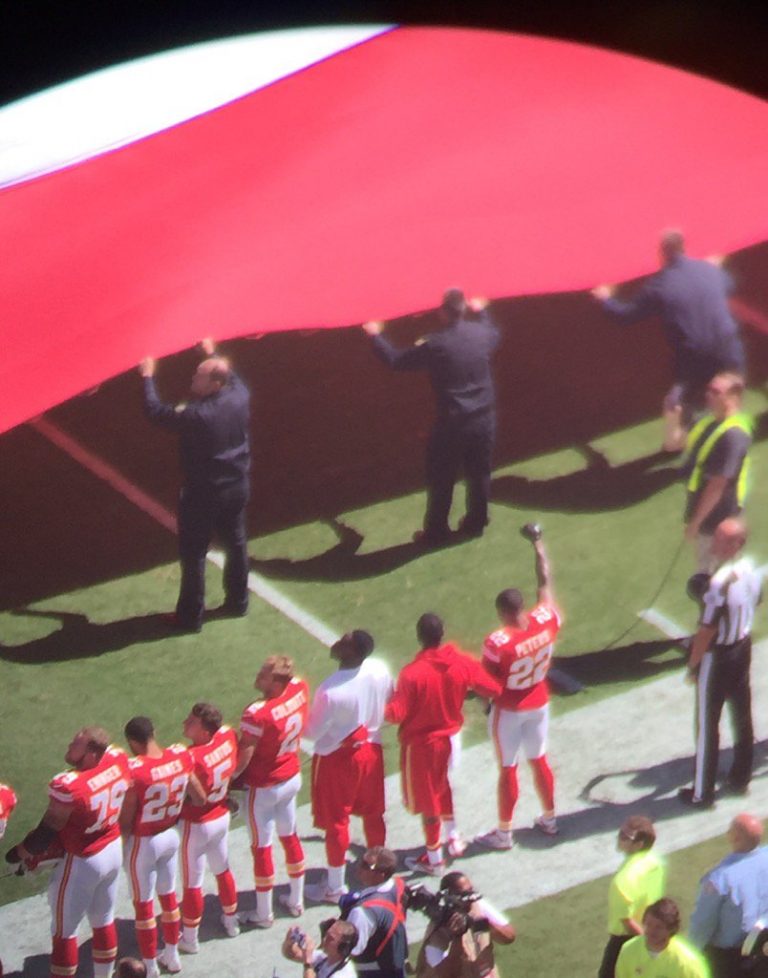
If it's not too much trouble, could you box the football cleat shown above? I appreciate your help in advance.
[177,936,199,955]
[220,912,240,938]
[533,815,559,836]
[474,828,515,850]
[446,833,467,859]
[278,892,304,917]
[240,909,274,928]
[404,853,446,877]
[304,879,346,904]
[157,947,182,973]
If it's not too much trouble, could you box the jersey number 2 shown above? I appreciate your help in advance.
[276,713,303,757]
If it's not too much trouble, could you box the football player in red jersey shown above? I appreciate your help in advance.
[178,702,240,951]
[476,527,562,849]
[233,655,309,927]
[121,716,195,976]
[0,781,18,978]
[0,782,16,842]
[8,727,130,978]
[385,614,501,876]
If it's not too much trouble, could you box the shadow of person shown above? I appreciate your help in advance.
[557,637,686,690]
[458,741,768,859]
[250,517,465,584]
[491,445,679,513]
[0,609,185,664]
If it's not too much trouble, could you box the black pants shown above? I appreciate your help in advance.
[424,412,495,538]
[693,638,753,801]
[597,934,632,978]
[706,945,751,978]
[176,483,249,628]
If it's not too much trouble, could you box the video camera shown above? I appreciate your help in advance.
[405,882,490,936]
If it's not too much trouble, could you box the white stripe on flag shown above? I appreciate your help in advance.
[0,26,392,188]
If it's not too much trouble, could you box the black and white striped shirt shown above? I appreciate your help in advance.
[700,557,763,647]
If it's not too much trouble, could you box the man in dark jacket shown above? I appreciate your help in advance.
[592,229,744,452]
[140,340,250,631]
[363,288,500,546]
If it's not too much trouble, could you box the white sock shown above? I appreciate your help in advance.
[256,889,273,919]
[327,865,345,892]
[93,964,113,978]
[427,846,444,866]
[290,874,305,906]
[182,925,198,943]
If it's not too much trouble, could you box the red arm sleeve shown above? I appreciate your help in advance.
[384,675,412,724]
[468,657,503,699]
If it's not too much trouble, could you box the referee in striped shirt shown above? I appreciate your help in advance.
[679,518,762,808]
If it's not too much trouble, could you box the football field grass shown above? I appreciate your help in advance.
[1,368,767,975]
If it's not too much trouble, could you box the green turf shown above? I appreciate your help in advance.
[2,396,766,909]
[491,831,731,978]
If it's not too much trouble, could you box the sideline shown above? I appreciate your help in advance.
[3,639,767,977]
[30,416,590,676]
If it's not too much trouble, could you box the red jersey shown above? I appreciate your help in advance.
[385,643,501,743]
[239,678,309,787]
[181,725,237,824]
[48,746,131,856]
[483,603,562,710]
[0,783,17,835]
[127,744,194,836]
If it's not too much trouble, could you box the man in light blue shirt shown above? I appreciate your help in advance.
[689,814,768,978]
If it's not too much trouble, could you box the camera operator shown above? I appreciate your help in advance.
[340,846,409,978]
[282,919,359,978]
[415,872,515,978]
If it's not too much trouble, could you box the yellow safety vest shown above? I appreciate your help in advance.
[685,412,752,505]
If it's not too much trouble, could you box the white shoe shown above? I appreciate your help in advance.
[157,948,182,973]
[446,833,467,859]
[177,936,199,955]
[304,880,346,904]
[278,892,304,917]
[240,909,274,928]
[145,963,160,978]
[403,853,445,877]
[534,815,559,837]
[221,912,241,938]
[474,828,515,851]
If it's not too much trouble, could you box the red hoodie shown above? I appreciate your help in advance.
[385,643,501,743]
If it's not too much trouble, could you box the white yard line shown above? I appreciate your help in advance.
[4,639,768,976]
[13,416,765,977]
[637,607,686,639]
[30,417,340,648]
[641,562,768,641]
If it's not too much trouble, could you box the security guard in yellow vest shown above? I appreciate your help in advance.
[682,372,751,572]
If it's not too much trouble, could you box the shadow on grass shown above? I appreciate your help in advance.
[459,738,768,861]
[0,609,187,664]
[491,445,679,513]
[250,517,469,583]
[554,637,686,691]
